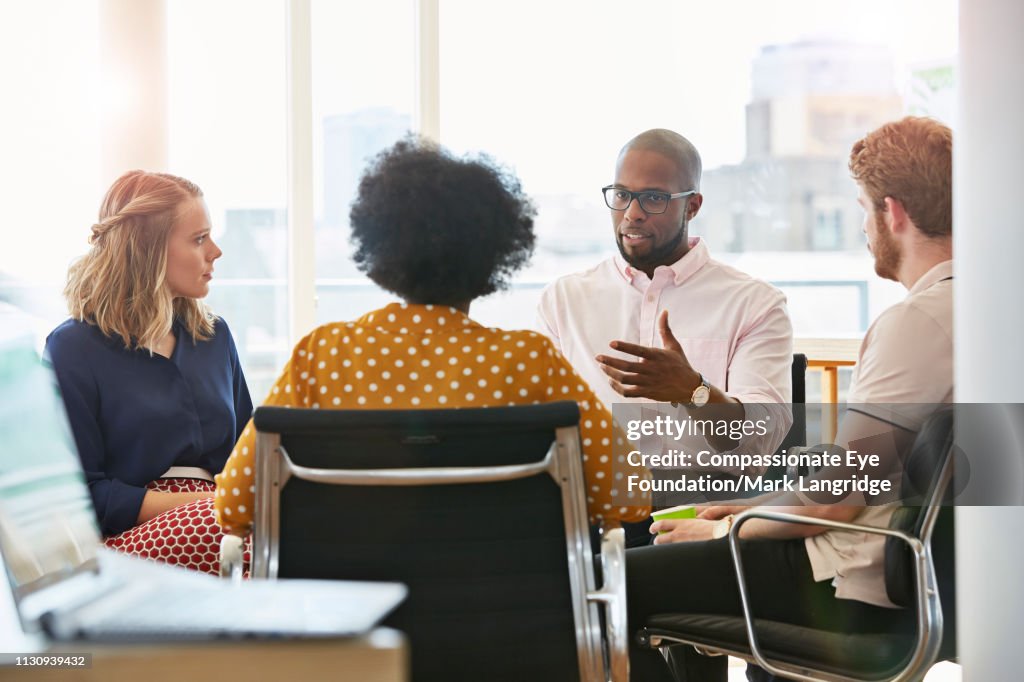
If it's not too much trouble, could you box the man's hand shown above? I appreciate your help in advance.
[649,517,718,544]
[698,504,750,520]
[595,310,700,402]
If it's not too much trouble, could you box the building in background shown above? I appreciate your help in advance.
[319,108,410,279]
[906,60,955,123]
[699,40,903,254]
[207,208,288,400]
[322,107,410,228]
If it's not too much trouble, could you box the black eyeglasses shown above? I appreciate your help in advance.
[602,186,696,214]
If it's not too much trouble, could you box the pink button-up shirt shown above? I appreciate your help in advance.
[537,238,794,466]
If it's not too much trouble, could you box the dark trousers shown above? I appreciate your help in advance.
[626,538,912,682]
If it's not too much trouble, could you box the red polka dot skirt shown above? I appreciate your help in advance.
[103,478,250,577]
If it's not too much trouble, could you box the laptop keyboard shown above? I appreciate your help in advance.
[47,576,401,641]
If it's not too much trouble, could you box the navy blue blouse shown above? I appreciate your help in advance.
[45,317,253,536]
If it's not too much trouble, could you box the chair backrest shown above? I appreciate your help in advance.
[782,353,808,449]
[884,407,956,656]
[791,352,807,404]
[772,354,808,480]
[250,401,605,682]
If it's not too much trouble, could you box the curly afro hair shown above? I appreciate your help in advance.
[349,136,536,304]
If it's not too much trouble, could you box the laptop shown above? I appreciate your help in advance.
[0,334,406,644]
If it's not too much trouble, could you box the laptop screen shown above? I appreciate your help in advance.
[0,336,100,602]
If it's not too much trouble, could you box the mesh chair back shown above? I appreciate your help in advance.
[791,352,807,404]
[251,402,602,682]
[781,353,808,453]
[884,407,956,657]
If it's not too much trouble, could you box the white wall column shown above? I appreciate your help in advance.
[956,0,1024,678]
[415,0,441,141]
[286,0,316,342]
[98,0,168,181]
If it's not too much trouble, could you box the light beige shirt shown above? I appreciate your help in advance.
[805,260,953,607]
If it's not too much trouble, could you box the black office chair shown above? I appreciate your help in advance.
[791,352,807,405]
[637,406,956,682]
[781,352,808,451]
[243,402,627,682]
[758,353,808,487]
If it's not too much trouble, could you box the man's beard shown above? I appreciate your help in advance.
[616,221,688,272]
[871,220,902,282]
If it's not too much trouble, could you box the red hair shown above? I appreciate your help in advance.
[849,116,952,238]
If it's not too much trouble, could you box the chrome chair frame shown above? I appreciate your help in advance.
[642,411,955,682]
[237,406,627,682]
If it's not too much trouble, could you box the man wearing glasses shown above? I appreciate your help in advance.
[616,116,954,682]
[537,128,794,524]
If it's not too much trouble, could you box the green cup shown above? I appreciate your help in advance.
[650,505,697,533]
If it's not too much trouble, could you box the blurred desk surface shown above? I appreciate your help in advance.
[0,628,406,682]
[795,338,861,365]
[794,338,861,443]
[794,337,861,404]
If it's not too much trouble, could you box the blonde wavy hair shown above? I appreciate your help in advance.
[64,170,216,351]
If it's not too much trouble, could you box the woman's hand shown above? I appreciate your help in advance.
[136,490,214,525]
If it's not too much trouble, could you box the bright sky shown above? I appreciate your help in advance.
[161,0,962,210]
[438,0,958,194]
[0,0,958,284]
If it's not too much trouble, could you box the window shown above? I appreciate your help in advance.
[166,0,289,401]
[3,0,957,403]
[0,1,102,341]
[438,0,957,338]
[310,0,416,325]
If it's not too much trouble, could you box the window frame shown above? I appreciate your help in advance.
[285,0,438,344]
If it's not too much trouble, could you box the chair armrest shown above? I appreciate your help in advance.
[727,509,941,682]
[219,533,246,584]
[587,527,628,682]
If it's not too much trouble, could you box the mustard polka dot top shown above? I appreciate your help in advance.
[214,302,650,534]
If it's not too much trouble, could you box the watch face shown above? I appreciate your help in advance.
[691,385,711,407]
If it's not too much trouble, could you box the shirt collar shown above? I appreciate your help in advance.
[95,316,185,354]
[908,260,954,296]
[356,302,482,334]
[613,237,710,286]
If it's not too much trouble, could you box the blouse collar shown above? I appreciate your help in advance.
[357,302,484,334]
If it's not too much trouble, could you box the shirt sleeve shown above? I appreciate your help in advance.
[215,336,312,535]
[535,283,562,349]
[543,342,651,525]
[224,320,254,441]
[45,331,147,536]
[846,303,953,429]
[721,291,795,459]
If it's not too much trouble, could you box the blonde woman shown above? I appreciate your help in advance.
[45,170,252,574]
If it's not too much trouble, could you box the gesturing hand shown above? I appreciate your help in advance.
[595,310,700,402]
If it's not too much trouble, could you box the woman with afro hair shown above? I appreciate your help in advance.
[215,136,649,538]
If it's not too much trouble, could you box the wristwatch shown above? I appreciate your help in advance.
[689,373,711,408]
[711,514,735,540]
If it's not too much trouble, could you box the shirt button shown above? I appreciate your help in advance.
[647,296,655,303]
